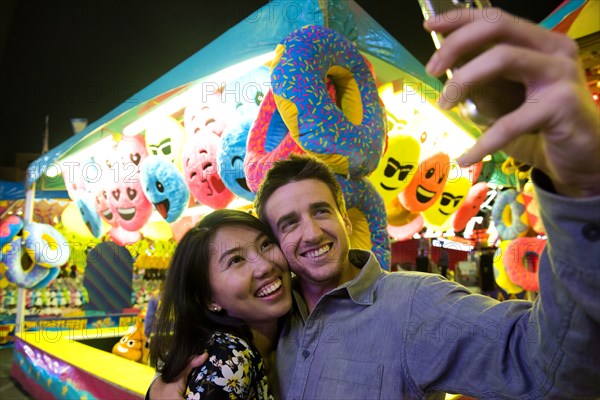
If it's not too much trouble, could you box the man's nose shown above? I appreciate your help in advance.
[301,218,324,241]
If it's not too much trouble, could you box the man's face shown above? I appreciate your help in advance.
[264,179,352,287]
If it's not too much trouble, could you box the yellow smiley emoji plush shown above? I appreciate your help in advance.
[368,131,421,205]
[423,164,472,231]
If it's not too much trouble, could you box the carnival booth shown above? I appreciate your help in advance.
[5,0,591,398]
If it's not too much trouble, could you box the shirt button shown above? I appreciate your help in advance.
[582,223,600,242]
[302,350,310,358]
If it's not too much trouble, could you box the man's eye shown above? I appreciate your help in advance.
[280,220,296,232]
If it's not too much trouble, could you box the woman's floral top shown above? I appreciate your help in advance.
[185,332,274,399]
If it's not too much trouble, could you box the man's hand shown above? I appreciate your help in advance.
[149,353,208,399]
[425,8,600,197]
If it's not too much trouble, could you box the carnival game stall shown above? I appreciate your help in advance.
[5,0,591,398]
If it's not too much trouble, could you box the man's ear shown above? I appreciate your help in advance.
[343,212,353,237]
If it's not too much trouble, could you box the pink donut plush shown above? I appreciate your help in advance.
[503,237,546,292]
[244,90,305,193]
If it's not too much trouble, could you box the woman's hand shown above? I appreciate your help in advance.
[149,353,208,399]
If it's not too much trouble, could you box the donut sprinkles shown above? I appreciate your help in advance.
[271,25,386,178]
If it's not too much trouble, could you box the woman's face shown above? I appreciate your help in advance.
[208,225,292,328]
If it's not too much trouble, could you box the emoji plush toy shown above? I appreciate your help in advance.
[368,131,420,205]
[108,135,153,232]
[217,65,270,201]
[144,116,186,170]
[399,151,450,213]
[182,132,235,209]
[423,164,472,231]
[112,319,145,362]
[452,181,489,233]
[140,155,190,223]
[74,190,104,238]
[183,89,227,138]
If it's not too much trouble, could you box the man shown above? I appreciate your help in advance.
[150,7,599,399]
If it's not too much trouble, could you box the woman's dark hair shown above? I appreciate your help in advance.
[149,208,276,381]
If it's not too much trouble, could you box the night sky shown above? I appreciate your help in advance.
[0,0,563,168]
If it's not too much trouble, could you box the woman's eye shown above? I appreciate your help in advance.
[260,239,274,251]
[227,255,244,268]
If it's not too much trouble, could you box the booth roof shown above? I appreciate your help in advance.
[26,0,480,189]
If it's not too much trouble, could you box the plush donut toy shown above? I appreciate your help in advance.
[217,66,271,201]
[144,116,186,170]
[182,132,235,209]
[493,240,524,294]
[271,25,386,178]
[423,164,472,231]
[140,155,190,223]
[336,176,390,269]
[368,131,421,205]
[503,237,545,292]
[24,223,70,268]
[452,182,489,233]
[399,151,450,213]
[0,215,23,249]
[244,89,306,193]
[2,238,60,289]
[491,189,529,241]
[29,266,61,290]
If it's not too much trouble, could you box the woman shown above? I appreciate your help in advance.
[149,209,292,399]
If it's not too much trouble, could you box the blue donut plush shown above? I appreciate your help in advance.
[23,223,70,268]
[336,175,390,269]
[271,25,386,178]
[491,189,529,240]
[140,155,190,223]
[0,215,23,249]
[2,238,57,289]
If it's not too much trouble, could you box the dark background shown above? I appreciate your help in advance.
[0,0,563,169]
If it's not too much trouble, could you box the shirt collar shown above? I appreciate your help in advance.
[339,249,383,305]
[290,249,384,320]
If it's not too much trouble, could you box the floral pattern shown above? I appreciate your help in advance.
[184,332,274,399]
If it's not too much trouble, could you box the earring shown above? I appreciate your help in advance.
[210,306,220,312]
